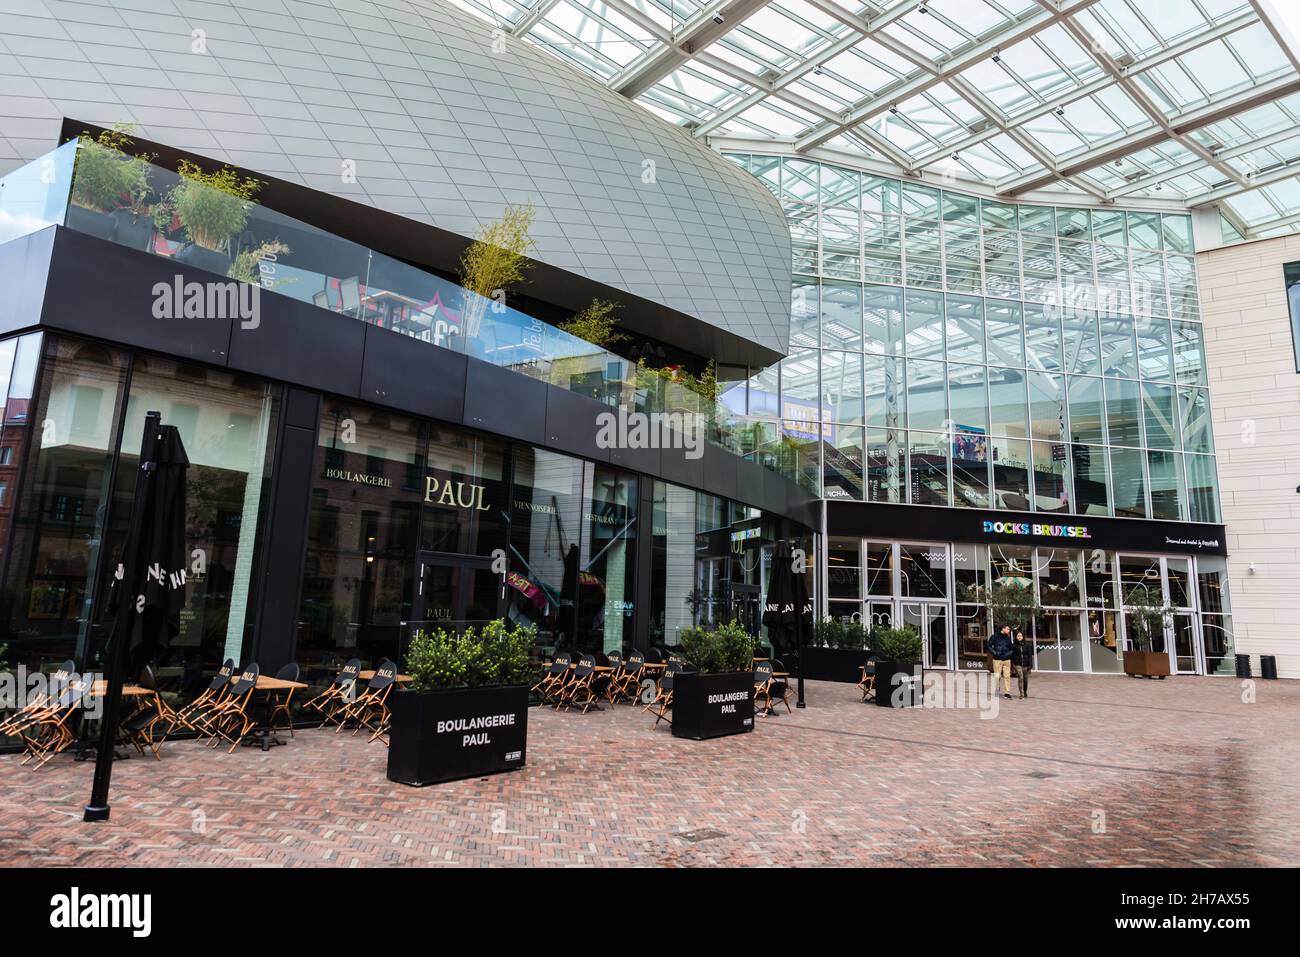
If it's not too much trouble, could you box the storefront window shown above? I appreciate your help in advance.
[96,357,279,687]
[650,480,696,645]
[583,465,637,654]
[864,541,893,596]
[509,446,587,653]
[900,543,946,598]
[2,335,123,672]
[1037,548,1082,607]
[298,403,423,680]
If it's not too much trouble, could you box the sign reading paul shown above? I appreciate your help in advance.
[423,472,492,511]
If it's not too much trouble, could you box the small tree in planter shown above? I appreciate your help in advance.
[387,620,536,786]
[671,620,757,739]
[69,125,154,242]
[873,626,923,708]
[458,201,536,340]
[1122,586,1172,678]
[154,160,261,274]
[985,580,1043,637]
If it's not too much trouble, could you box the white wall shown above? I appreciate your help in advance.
[1197,234,1300,678]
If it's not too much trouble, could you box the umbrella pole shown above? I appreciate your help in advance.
[85,412,161,823]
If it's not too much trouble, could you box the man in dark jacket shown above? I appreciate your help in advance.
[987,624,1014,700]
[1012,630,1033,699]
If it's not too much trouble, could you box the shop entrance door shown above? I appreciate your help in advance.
[410,552,503,634]
[899,601,950,669]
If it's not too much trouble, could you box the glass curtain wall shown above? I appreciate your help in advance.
[0,336,279,702]
[830,539,1232,675]
[724,152,1220,524]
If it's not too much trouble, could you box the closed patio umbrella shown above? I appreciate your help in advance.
[85,411,189,822]
[763,540,813,708]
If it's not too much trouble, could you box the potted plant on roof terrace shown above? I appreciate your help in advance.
[387,619,535,786]
[153,160,262,276]
[68,125,154,244]
[670,619,757,740]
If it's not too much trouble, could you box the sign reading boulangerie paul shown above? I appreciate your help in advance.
[387,684,528,786]
[827,501,1227,556]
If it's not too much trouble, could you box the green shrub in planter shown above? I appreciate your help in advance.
[71,126,153,214]
[406,619,535,690]
[873,626,923,664]
[679,619,755,674]
[155,160,262,252]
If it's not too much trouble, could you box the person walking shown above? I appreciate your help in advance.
[1012,630,1032,699]
[987,624,1014,700]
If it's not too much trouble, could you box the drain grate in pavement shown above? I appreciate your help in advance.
[1025,771,1058,779]
[675,828,727,844]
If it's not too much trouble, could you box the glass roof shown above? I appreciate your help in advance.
[449,0,1300,240]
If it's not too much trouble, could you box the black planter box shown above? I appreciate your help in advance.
[874,661,922,708]
[387,684,529,786]
[65,204,116,240]
[175,243,232,276]
[799,646,870,683]
[670,671,754,740]
[112,209,154,251]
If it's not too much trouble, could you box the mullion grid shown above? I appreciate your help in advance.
[784,153,1206,519]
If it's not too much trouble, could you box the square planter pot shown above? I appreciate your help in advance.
[112,209,154,251]
[874,661,922,708]
[670,671,754,740]
[387,684,529,786]
[175,243,232,276]
[1123,650,1170,679]
[799,646,870,683]
[65,204,117,240]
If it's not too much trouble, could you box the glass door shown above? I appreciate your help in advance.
[411,552,502,633]
[1166,557,1200,674]
[901,601,950,669]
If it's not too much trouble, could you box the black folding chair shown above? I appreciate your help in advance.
[260,662,301,738]
[335,659,397,738]
[121,665,178,760]
[531,651,571,706]
[168,658,236,736]
[307,658,362,728]
[645,659,682,726]
[204,664,260,752]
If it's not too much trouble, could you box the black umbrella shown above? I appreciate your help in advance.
[763,540,813,708]
[85,411,189,822]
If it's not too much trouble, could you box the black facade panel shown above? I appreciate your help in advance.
[0,226,53,337]
[284,385,321,430]
[43,228,234,363]
[360,325,467,424]
[700,441,739,503]
[542,385,612,463]
[608,438,661,476]
[226,295,364,396]
[656,441,704,490]
[826,500,1227,555]
[461,360,547,445]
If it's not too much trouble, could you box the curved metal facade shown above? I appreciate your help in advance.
[0,0,793,355]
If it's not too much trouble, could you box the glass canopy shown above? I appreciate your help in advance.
[448,0,1300,240]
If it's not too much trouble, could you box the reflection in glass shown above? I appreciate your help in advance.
[908,431,949,506]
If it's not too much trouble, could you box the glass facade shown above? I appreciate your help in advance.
[0,333,813,718]
[0,336,280,695]
[830,539,1234,677]
[726,153,1220,524]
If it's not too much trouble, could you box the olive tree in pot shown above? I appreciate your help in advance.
[671,620,757,739]
[387,620,535,786]
[1122,587,1172,679]
[873,626,924,708]
[154,160,261,275]
[68,126,154,243]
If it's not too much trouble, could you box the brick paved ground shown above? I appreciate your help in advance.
[1,672,1296,867]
